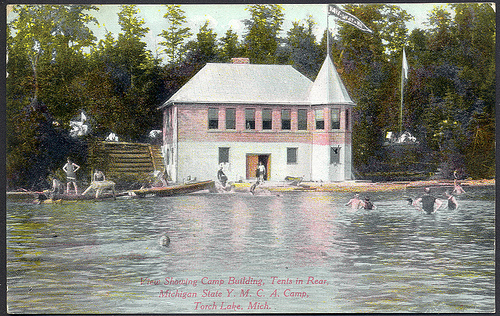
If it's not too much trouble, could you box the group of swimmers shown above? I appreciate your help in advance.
[346,181,465,214]
[346,194,376,210]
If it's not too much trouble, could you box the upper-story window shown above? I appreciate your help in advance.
[331,108,340,130]
[315,109,325,130]
[345,109,350,130]
[226,108,236,130]
[246,108,255,130]
[262,109,272,130]
[208,108,219,129]
[281,109,291,130]
[298,109,307,130]
[165,109,172,129]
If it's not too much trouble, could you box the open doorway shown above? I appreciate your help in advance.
[246,154,270,180]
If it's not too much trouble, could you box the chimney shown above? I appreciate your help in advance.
[231,57,250,64]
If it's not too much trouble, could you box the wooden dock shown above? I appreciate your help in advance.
[130,180,216,197]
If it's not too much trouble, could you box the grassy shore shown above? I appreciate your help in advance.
[233,179,495,193]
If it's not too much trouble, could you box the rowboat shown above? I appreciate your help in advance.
[129,180,216,197]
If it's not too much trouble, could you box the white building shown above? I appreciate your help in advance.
[159,56,355,183]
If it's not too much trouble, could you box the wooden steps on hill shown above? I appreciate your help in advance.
[90,141,165,184]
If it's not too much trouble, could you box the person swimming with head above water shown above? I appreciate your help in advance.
[362,196,376,210]
[345,193,362,209]
[445,190,458,210]
[412,187,443,214]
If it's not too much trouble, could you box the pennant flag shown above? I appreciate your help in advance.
[402,48,408,80]
[328,4,373,34]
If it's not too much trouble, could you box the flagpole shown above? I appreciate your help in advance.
[400,48,407,135]
[400,63,404,135]
[327,4,330,59]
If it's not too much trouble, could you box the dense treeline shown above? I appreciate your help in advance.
[6,4,495,190]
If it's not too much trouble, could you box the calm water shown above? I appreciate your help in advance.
[7,186,495,313]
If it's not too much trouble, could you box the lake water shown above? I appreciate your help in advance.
[6,186,495,313]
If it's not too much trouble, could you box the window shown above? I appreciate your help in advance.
[315,109,324,129]
[226,108,235,130]
[281,109,291,130]
[219,147,229,164]
[245,108,255,130]
[298,109,307,130]
[330,146,340,164]
[262,109,272,130]
[208,108,219,129]
[287,147,297,164]
[165,109,171,129]
[166,148,170,165]
[331,108,340,130]
[345,109,349,130]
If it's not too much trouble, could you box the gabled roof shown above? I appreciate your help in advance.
[308,56,354,105]
[160,57,355,108]
[161,63,313,107]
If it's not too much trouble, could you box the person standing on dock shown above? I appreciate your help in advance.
[63,158,80,195]
[413,187,443,214]
[217,165,228,187]
[345,193,362,209]
[258,162,266,182]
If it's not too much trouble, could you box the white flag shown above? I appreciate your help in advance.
[402,48,408,80]
[328,4,373,34]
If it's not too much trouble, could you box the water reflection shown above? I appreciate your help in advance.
[7,187,495,313]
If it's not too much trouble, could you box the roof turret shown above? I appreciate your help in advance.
[308,56,354,105]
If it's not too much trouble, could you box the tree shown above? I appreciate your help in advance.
[185,20,220,65]
[243,4,284,64]
[219,28,242,62]
[92,5,164,141]
[286,16,322,79]
[333,4,412,172]
[118,5,149,40]
[158,5,192,65]
[7,5,99,189]
[404,3,495,178]
[8,5,98,115]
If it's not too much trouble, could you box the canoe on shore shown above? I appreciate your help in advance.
[129,180,216,197]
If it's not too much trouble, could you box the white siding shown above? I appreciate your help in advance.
[172,141,314,182]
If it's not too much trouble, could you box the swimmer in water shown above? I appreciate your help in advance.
[445,190,458,210]
[412,187,443,214]
[249,179,260,195]
[361,196,376,210]
[160,235,170,247]
[345,193,362,209]
[452,179,465,195]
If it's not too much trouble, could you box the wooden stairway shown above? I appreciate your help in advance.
[89,141,164,186]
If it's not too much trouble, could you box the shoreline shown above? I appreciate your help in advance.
[234,179,495,193]
[6,179,495,199]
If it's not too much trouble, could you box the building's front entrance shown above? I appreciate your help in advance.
[246,154,270,180]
